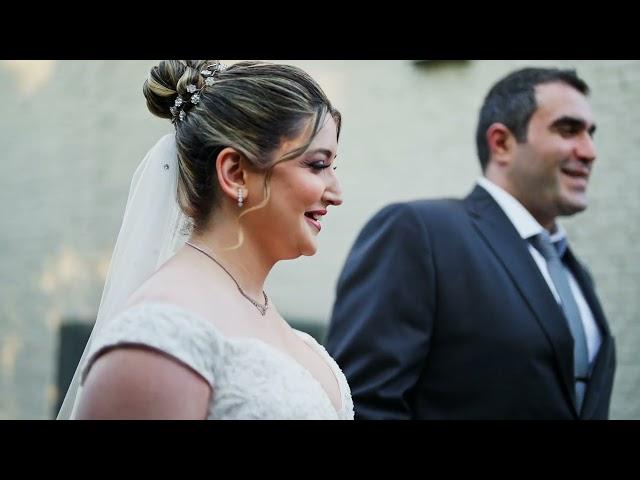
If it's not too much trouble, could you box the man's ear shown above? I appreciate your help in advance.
[486,122,517,168]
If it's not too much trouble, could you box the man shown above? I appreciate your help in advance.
[326,67,616,419]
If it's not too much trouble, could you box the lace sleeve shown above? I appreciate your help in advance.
[81,303,224,387]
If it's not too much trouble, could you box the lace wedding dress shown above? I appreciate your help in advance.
[78,302,354,420]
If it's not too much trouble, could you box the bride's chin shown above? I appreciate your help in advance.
[291,237,318,258]
[277,231,318,259]
[300,241,318,257]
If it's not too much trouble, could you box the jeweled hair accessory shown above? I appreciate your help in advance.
[170,62,227,124]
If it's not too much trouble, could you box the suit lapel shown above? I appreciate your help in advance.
[564,249,611,337]
[564,248,612,419]
[464,185,578,414]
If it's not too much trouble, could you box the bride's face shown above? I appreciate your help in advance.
[245,116,343,260]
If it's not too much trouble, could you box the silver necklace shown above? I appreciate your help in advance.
[185,241,269,316]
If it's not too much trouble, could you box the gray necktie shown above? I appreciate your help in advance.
[530,232,589,414]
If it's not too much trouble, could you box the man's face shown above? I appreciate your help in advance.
[508,81,597,228]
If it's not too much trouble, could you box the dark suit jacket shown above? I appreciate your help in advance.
[326,185,616,419]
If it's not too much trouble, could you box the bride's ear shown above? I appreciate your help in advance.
[216,147,249,204]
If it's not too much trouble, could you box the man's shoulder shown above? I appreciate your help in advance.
[374,197,468,223]
[357,198,471,244]
[407,197,467,213]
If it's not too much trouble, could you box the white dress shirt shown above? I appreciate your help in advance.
[477,177,602,363]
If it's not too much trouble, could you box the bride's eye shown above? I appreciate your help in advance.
[308,160,331,171]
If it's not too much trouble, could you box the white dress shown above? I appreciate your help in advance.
[80,302,354,420]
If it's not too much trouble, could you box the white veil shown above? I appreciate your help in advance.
[57,133,190,419]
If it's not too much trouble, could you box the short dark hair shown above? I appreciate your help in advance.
[475,67,590,171]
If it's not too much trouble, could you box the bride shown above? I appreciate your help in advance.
[57,60,353,420]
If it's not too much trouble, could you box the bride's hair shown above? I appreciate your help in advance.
[143,60,341,233]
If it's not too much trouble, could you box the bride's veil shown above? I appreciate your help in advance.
[57,134,189,419]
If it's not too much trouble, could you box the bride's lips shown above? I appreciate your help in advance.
[304,209,327,232]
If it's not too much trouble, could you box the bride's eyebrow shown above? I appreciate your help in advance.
[305,148,336,159]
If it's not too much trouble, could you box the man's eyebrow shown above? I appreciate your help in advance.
[550,116,597,136]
